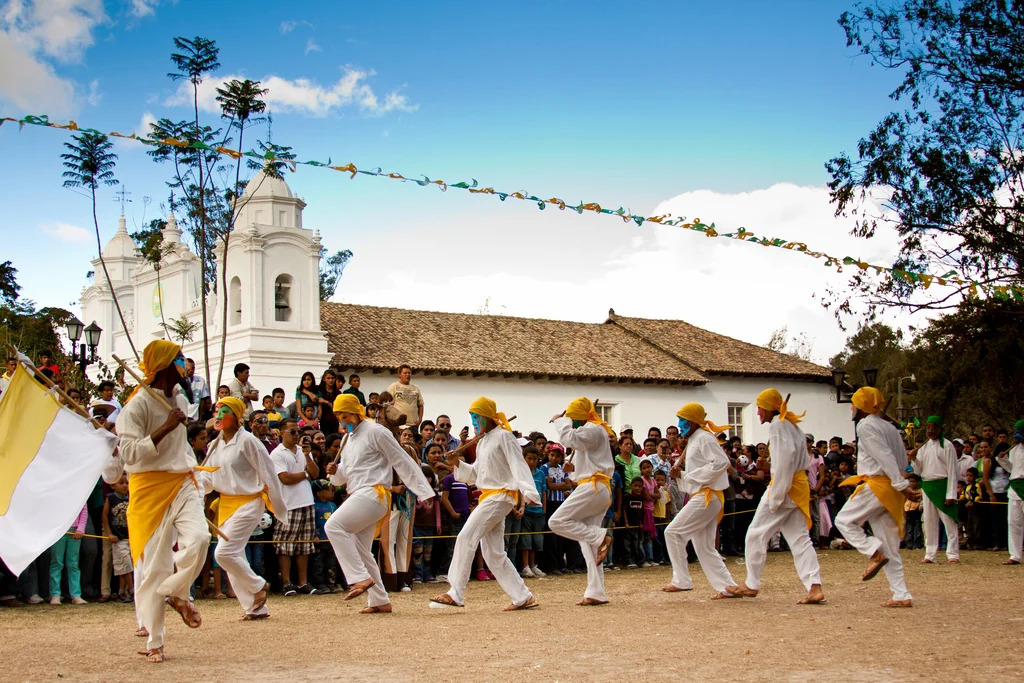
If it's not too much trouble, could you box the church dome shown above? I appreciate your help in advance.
[242,169,293,199]
[101,214,140,260]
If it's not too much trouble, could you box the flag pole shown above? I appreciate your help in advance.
[5,343,102,429]
[111,354,231,542]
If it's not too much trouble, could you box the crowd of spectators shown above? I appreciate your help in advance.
[0,354,1017,607]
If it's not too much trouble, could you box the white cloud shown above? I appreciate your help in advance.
[0,0,105,116]
[113,110,156,151]
[330,183,918,364]
[280,19,313,34]
[165,67,418,117]
[305,37,320,55]
[42,221,92,244]
[85,78,100,106]
[130,0,158,17]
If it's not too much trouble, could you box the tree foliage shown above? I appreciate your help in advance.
[319,248,354,301]
[0,261,19,303]
[829,322,912,402]
[826,0,1024,318]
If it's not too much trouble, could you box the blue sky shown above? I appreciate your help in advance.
[0,1,906,361]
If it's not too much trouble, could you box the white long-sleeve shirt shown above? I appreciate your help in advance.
[854,414,909,491]
[202,430,288,521]
[996,443,1024,481]
[328,420,434,500]
[765,418,810,514]
[912,438,958,500]
[681,429,730,494]
[453,428,541,506]
[551,418,613,482]
[115,387,196,474]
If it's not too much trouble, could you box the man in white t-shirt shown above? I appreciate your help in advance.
[270,418,319,595]
[90,380,123,424]
[184,358,211,421]
[227,363,259,420]
[385,364,423,428]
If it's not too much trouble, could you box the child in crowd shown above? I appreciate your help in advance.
[217,385,230,399]
[263,395,283,428]
[102,474,132,602]
[246,512,270,580]
[519,446,547,578]
[298,403,320,430]
[412,465,442,584]
[49,503,89,604]
[603,470,624,569]
[652,470,671,564]
[639,460,660,566]
[622,478,646,569]
[903,473,924,549]
[959,467,984,549]
[543,445,569,574]
[312,479,342,592]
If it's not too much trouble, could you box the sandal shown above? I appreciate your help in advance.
[575,597,609,606]
[166,596,202,628]
[135,626,149,638]
[138,647,164,663]
[429,593,463,607]
[1002,559,1020,565]
[359,604,393,614]
[727,585,758,598]
[251,583,270,612]
[344,579,375,601]
[660,585,691,592]
[710,591,742,600]
[502,597,538,611]
[861,555,889,582]
[880,598,913,608]
[240,612,270,621]
[595,537,613,565]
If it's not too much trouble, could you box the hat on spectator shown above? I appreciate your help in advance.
[547,442,565,455]
[312,479,331,493]
[516,437,530,447]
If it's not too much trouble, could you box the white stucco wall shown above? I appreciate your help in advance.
[350,371,855,445]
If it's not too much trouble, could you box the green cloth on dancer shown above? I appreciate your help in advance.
[1008,479,1024,500]
[926,415,945,447]
[919,477,959,522]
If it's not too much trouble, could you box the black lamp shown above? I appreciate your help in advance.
[862,364,878,388]
[831,368,851,404]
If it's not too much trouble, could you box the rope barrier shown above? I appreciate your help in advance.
[65,507,760,545]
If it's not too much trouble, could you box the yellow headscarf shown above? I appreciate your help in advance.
[756,388,805,424]
[468,396,513,432]
[215,397,246,422]
[676,402,732,434]
[127,340,181,402]
[564,397,615,436]
[851,387,886,415]
[333,393,367,420]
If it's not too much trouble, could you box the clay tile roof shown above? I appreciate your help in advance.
[321,302,707,384]
[606,312,831,381]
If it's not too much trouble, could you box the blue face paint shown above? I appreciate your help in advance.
[340,420,357,434]
[173,356,187,376]
[1015,431,1024,443]
[677,417,694,437]
[470,413,485,435]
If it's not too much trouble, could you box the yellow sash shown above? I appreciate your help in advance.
[217,488,273,527]
[127,470,194,567]
[372,484,393,541]
[768,470,811,529]
[841,474,906,537]
[692,487,725,524]
[577,472,612,492]
[479,488,521,505]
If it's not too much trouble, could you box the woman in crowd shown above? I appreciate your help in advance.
[317,369,343,435]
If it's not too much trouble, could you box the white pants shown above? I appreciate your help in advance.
[133,557,144,629]
[137,481,209,650]
[383,504,413,574]
[446,496,532,607]
[548,484,611,601]
[1009,488,1023,562]
[835,486,912,601]
[921,489,959,561]
[744,497,821,591]
[214,498,268,616]
[664,495,736,592]
[324,487,390,607]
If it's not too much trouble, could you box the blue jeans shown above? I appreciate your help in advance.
[49,532,82,598]
[245,543,264,575]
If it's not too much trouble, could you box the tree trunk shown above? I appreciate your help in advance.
[91,190,139,362]
[194,83,212,391]
[215,124,243,391]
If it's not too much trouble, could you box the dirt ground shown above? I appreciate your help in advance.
[3,549,1023,681]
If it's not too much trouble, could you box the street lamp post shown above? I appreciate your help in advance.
[897,373,916,413]
[66,316,102,376]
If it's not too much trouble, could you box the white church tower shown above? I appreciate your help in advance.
[82,170,332,396]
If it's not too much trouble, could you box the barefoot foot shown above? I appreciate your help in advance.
[880,598,913,608]
[797,585,825,604]
[575,597,609,606]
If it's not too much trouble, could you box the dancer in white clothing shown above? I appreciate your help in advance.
[431,396,541,611]
[548,397,616,606]
[324,394,434,613]
[910,415,960,564]
[662,403,738,599]
[997,419,1024,565]
[199,397,287,620]
[834,387,921,608]
[729,389,824,604]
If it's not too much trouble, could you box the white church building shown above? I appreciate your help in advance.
[81,172,855,443]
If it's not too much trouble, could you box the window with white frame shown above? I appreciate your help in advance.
[595,402,615,426]
[727,403,746,441]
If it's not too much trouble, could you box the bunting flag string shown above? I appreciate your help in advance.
[3,113,1022,302]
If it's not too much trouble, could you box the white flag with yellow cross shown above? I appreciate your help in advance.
[0,364,118,575]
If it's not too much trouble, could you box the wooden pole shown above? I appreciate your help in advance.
[111,354,230,542]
